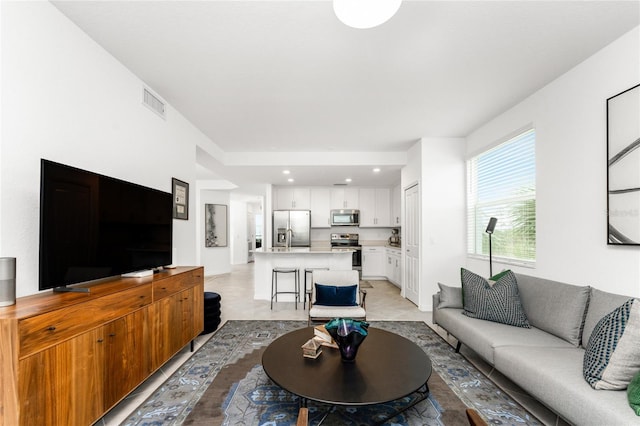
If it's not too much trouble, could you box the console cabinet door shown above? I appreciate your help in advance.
[19,328,104,426]
[103,308,152,410]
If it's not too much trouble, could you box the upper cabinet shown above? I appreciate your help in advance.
[330,187,359,210]
[359,188,391,227]
[274,187,310,210]
[310,187,331,228]
[391,184,401,226]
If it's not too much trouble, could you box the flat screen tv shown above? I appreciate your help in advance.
[39,159,173,292]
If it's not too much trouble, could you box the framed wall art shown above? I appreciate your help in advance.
[172,178,189,220]
[607,83,640,245]
[205,204,228,247]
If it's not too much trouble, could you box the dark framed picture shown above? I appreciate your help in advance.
[172,178,189,220]
[607,83,640,245]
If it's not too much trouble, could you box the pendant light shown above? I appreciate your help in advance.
[333,0,402,29]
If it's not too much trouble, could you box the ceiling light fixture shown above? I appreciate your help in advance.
[288,178,294,183]
[373,168,381,173]
[333,0,402,29]
[283,170,290,175]
[345,178,352,183]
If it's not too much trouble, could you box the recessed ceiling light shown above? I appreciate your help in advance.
[283,170,290,174]
[345,178,352,183]
[288,178,294,183]
[373,168,381,173]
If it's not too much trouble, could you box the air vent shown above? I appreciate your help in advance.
[333,183,347,186]
[143,88,166,119]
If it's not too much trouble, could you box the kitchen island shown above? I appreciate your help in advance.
[253,247,354,302]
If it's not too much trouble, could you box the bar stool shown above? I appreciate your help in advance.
[303,267,329,309]
[271,267,300,310]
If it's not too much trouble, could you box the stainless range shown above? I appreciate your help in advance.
[330,233,362,278]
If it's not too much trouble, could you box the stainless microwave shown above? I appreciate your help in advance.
[330,209,360,226]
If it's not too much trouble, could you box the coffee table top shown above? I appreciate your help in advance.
[262,327,432,406]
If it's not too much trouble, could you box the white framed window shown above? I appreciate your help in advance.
[467,128,536,265]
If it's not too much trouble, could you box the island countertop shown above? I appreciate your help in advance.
[253,247,353,301]
[253,247,354,254]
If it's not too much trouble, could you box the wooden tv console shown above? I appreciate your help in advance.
[0,266,204,425]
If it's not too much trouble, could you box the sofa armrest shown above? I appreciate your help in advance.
[432,293,441,326]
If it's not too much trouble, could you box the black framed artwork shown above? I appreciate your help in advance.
[172,178,189,220]
[607,83,640,245]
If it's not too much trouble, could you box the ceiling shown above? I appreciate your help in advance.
[51,0,640,188]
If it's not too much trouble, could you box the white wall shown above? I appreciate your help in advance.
[419,138,467,310]
[1,2,209,296]
[198,190,231,276]
[466,26,640,297]
[230,199,248,265]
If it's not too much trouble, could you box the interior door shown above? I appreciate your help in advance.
[404,183,420,306]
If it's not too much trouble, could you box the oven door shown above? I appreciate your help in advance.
[330,209,360,226]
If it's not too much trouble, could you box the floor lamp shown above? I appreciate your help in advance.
[485,217,498,277]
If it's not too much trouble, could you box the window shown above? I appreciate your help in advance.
[467,128,536,264]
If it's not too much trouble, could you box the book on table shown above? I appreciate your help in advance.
[314,325,338,348]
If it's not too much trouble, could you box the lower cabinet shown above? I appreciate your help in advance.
[4,266,204,426]
[362,247,385,278]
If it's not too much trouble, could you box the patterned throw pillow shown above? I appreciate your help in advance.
[460,268,530,328]
[583,298,640,390]
[629,370,640,415]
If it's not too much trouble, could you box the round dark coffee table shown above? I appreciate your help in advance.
[262,327,432,424]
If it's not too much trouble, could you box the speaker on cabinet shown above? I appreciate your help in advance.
[0,257,16,307]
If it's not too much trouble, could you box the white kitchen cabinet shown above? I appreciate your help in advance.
[391,184,401,226]
[385,247,402,287]
[330,187,359,210]
[359,188,391,227]
[274,187,310,210]
[310,187,331,228]
[362,246,385,278]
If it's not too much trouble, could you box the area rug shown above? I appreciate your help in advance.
[122,320,541,426]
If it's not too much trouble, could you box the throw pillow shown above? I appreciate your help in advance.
[629,370,640,416]
[437,282,463,309]
[315,283,357,306]
[583,298,640,390]
[461,268,530,328]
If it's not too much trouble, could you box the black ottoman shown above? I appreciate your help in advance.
[202,292,222,334]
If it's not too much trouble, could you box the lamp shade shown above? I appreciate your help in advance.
[333,0,402,29]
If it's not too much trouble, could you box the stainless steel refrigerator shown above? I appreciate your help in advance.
[273,210,311,247]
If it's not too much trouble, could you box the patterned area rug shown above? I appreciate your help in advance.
[122,321,541,426]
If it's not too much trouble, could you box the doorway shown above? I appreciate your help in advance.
[404,183,420,306]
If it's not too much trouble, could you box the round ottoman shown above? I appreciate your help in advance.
[202,292,222,334]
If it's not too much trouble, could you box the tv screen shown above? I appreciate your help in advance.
[39,159,173,291]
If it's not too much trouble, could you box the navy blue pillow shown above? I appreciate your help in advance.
[315,283,358,306]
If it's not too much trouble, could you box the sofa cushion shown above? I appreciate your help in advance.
[461,268,530,328]
[583,288,632,347]
[628,370,640,416]
[583,298,640,390]
[437,282,463,308]
[514,273,590,347]
[494,346,639,426]
[435,308,573,365]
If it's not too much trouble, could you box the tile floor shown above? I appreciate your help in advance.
[98,263,565,426]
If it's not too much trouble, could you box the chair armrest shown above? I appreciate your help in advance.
[360,289,367,308]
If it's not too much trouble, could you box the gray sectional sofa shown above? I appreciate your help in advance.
[432,273,639,425]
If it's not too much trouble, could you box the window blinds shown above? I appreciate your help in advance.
[467,129,536,263]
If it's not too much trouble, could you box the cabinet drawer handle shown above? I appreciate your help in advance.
[139,295,145,299]
[47,326,56,331]
[97,338,104,343]
[109,333,116,337]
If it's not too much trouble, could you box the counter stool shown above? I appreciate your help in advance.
[271,267,300,310]
[303,267,329,309]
